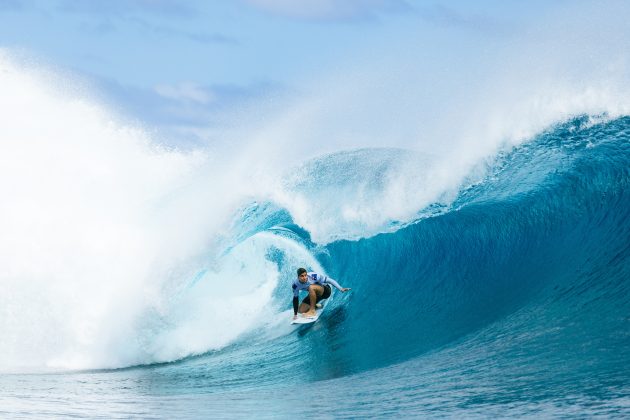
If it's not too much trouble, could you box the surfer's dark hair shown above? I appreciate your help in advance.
[297,267,307,276]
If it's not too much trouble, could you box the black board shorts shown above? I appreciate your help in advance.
[301,284,331,306]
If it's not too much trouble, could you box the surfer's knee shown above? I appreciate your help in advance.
[308,284,323,294]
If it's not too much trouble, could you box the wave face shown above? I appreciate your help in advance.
[96,116,627,418]
[197,116,630,391]
[321,116,630,378]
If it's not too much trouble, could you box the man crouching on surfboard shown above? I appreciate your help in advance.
[292,267,351,319]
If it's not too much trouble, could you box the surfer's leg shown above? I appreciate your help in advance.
[299,293,315,313]
[315,285,331,308]
[299,294,316,313]
[321,284,331,300]
[298,301,311,313]
[305,285,324,316]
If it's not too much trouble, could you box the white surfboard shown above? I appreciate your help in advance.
[291,306,324,324]
[291,289,333,325]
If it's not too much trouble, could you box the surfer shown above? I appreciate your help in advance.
[292,267,351,319]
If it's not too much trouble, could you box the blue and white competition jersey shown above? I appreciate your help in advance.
[292,272,342,297]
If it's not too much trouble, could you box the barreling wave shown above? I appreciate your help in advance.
[317,115,630,377]
[1,61,627,384]
[173,115,629,393]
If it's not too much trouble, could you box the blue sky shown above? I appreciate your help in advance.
[1,0,627,148]
[0,1,512,86]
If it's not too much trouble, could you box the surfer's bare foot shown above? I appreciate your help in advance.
[304,310,316,317]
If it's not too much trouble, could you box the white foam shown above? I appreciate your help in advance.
[0,53,324,369]
[145,232,323,364]
[0,53,237,371]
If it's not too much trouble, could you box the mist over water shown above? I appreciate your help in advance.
[1,3,630,416]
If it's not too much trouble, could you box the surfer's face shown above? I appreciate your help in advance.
[298,272,308,283]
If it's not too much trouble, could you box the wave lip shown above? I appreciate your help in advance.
[273,147,463,244]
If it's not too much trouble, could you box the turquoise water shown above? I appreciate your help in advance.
[1,116,629,417]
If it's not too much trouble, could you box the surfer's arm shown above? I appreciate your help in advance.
[324,276,351,292]
[292,283,299,316]
[293,296,299,316]
[324,277,342,291]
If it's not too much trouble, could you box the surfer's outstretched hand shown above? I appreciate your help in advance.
[341,288,351,292]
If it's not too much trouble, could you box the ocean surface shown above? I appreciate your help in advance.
[1,113,629,418]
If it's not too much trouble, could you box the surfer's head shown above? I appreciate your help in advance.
[297,267,308,283]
